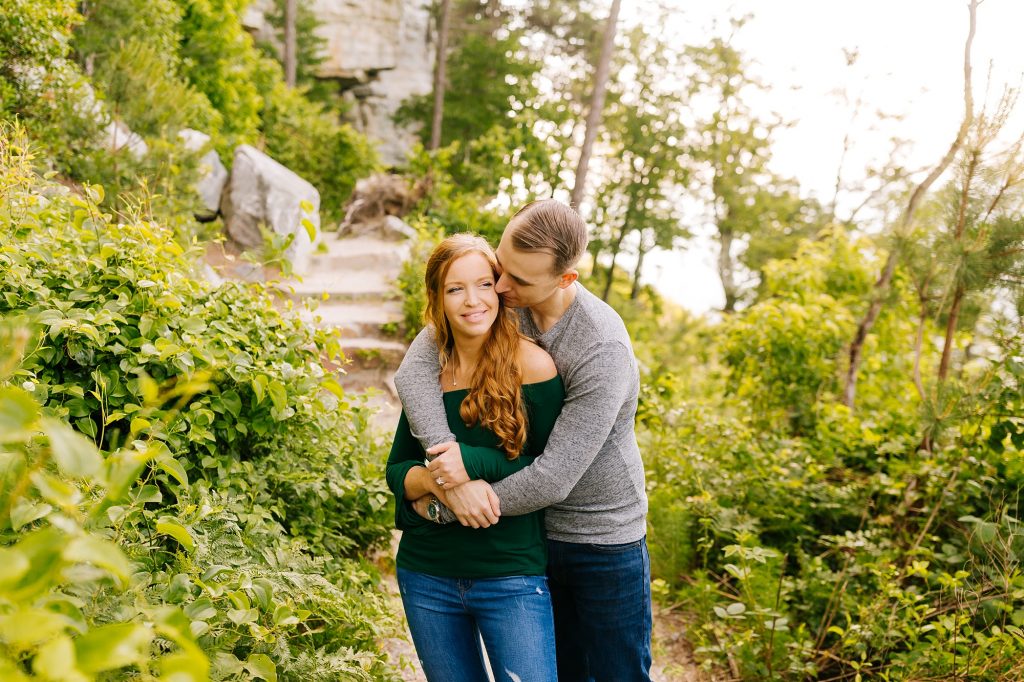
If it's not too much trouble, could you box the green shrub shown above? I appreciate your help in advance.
[0,126,399,680]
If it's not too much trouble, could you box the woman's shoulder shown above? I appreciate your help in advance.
[518,337,557,384]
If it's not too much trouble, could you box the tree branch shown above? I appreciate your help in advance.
[841,0,979,409]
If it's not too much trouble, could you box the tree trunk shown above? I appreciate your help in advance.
[937,150,980,383]
[570,0,622,210]
[284,0,298,87]
[841,0,978,409]
[429,0,452,151]
[602,223,628,302]
[631,231,651,300]
[718,228,738,313]
[938,284,966,381]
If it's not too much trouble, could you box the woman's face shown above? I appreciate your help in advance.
[442,252,500,341]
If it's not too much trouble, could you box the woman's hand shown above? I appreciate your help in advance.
[411,495,433,520]
[426,442,470,489]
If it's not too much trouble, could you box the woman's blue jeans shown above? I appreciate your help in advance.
[396,568,558,682]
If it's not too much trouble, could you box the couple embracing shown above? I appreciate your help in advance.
[385,199,651,682]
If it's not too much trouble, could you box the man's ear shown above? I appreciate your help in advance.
[558,270,579,289]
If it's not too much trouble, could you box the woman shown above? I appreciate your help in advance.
[385,233,564,682]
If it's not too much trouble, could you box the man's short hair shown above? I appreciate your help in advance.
[508,199,588,274]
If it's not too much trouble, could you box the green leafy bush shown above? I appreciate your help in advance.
[0,127,399,680]
[638,233,1024,680]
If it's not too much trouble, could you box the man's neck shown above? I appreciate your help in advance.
[529,283,578,334]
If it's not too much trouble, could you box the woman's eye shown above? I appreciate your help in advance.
[446,287,462,294]
[480,281,493,288]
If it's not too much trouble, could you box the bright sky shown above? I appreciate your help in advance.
[635,0,1024,314]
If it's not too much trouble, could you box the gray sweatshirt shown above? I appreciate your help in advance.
[393,283,648,544]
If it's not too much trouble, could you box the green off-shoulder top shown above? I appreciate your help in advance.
[385,375,564,578]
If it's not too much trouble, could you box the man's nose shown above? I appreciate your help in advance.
[495,273,511,294]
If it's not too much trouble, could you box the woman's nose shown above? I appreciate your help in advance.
[465,287,479,305]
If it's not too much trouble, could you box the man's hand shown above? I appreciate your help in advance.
[426,442,469,489]
[446,480,500,528]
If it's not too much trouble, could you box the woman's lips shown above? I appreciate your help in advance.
[462,310,488,322]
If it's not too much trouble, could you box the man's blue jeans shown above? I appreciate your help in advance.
[547,537,653,682]
[397,568,558,681]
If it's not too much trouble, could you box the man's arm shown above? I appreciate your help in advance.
[455,340,635,516]
[393,327,457,449]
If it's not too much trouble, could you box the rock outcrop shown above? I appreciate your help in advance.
[219,145,321,274]
[242,0,433,166]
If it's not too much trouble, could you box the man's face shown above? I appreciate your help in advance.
[494,229,568,309]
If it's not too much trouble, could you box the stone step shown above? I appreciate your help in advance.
[305,300,405,337]
[337,367,398,398]
[308,235,412,272]
[338,337,408,370]
[279,269,398,301]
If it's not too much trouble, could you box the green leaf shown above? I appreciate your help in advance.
[227,607,258,624]
[320,377,344,399]
[74,417,97,439]
[267,380,287,412]
[301,217,317,242]
[157,455,189,488]
[33,634,88,682]
[130,417,151,435]
[219,389,242,418]
[64,535,131,584]
[102,447,152,501]
[200,564,231,583]
[245,653,277,682]
[156,518,195,552]
[0,607,72,648]
[41,418,102,478]
[74,622,153,673]
[252,375,267,405]
[10,498,52,530]
[30,471,82,507]
[250,578,273,610]
[0,387,40,443]
[184,598,217,621]
[0,547,30,590]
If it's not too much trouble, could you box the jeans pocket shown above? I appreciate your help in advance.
[587,538,643,554]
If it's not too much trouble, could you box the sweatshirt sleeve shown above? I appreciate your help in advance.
[393,326,457,449]
[384,411,434,532]
[490,341,634,516]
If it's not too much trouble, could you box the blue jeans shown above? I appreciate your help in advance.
[397,568,557,682]
[547,537,653,682]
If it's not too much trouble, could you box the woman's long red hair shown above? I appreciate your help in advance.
[424,234,527,458]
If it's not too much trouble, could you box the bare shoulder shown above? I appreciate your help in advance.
[518,338,557,384]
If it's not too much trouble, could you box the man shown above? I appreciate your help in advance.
[394,198,651,681]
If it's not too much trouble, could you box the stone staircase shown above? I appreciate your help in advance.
[288,234,412,432]
[203,234,413,434]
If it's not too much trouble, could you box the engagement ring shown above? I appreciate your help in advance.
[436,477,445,486]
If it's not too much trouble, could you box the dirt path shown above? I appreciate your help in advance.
[380,569,709,681]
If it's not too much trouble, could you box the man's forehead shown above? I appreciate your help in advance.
[496,236,555,277]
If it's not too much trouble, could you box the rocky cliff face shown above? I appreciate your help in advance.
[243,0,433,166]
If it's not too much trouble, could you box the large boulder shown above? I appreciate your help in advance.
[220,145,321,274]
[178,129,228,219]
[102,120,148,159]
